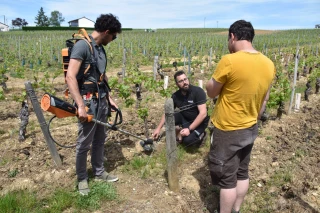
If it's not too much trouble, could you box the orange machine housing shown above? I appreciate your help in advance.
[62,48,69,82]
[41,93,77,118]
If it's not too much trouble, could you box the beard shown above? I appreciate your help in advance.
[179,83,189,93]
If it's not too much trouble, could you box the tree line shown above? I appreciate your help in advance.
[11,7,65,29]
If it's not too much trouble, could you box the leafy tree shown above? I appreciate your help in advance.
[34,7,49,27]
[49,11,65,27]
[12,18,28,28]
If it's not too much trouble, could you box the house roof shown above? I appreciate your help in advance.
[0,22,9,27]
[68,17,95,23]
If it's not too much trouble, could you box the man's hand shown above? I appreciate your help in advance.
[77,105,88,123]
[108,95,118,112]
[152,128,161,140]
[180,128,191,137]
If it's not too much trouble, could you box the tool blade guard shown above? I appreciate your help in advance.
[41,93,77,118]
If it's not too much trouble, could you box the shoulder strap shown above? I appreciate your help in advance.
[71,28,94,55]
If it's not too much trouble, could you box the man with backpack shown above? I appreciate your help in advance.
[66,14,122,196]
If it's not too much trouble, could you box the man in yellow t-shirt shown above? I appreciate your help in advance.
[206,20,275,213]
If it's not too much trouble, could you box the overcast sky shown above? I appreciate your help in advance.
[1,0,319,30]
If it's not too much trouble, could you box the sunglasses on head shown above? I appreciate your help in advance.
[112,34,117,40]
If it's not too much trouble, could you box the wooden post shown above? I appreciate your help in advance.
[288,47,299,114]
[294,93,301,112]
[208,47,212,69]
[153,56,159,80]
[130,42,133,60]
[165,98,179,192]
[198,80,203,88]
[18,36,21,60]
[183,46,186,69]
[25,81,62,167]
[188,52,191,75]
[164,76,169,89]
[39,39,42,56]
[122,48,126,79]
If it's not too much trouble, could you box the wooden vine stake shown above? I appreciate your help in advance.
[294,93,301,112]
[153,56,159,80]
[208,47,212,69]
[165,98,179,192]
[198,80,203,88]
[24,81,62,167]
[188,52,191,75]
[121,48,127,79]
[183,47,186,69]
[164,76,169,90]
[288,47,299,114]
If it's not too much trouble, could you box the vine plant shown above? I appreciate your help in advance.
[108,63,175,138]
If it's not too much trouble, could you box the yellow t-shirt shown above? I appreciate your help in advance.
[211,51,275,131]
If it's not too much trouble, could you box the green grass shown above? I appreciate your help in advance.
[0,129,6,135]
[242,187,277,212]
[0,190,38,213]
[295,85,306,94]
[75,182,118,211]
[121,154,158,178]
[120,144,192,178]
[0,158,8,166]
[8,169,19,178]
[0,182,118,213]
[265,136,272,140]
[294,148,306,158]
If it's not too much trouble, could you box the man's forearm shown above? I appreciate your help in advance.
[206,78,223,98]
[66,76,84,108]
[189,112,207,131]
[156,114,165,130]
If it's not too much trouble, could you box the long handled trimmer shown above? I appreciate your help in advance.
[40,93,154,151]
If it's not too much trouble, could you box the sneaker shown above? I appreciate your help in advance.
[78,180,90,196]
[94,171,119,182]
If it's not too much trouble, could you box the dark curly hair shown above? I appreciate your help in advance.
[95,14,122,34]
[228,20,255,42]
[174,70,186,83]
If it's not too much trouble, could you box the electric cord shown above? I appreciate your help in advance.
[47,78,103,148]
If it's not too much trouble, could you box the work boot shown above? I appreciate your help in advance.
[94,171,119,182]
[78,180,90,196]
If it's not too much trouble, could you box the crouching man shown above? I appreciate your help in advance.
[153,70,209,147]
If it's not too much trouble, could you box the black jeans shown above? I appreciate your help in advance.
[174,113,208,146]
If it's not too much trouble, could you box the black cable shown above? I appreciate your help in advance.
[48,115,77,148]
[173,98,211,114]
[47,77,102,149]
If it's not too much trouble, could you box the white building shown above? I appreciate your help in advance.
[68,17,95,28]
[0,22,9,32]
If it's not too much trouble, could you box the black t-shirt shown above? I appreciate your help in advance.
[171,85,208,122]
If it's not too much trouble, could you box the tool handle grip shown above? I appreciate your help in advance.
[109,105,122,127]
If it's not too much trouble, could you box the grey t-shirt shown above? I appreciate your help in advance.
[70,36,107,97]
[70,36,107,78]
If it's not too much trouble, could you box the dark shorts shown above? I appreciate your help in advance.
[208,124,258,189]
[174,113,209,147]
